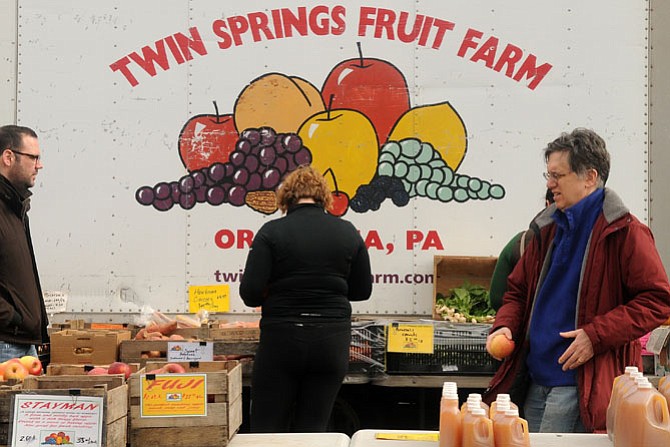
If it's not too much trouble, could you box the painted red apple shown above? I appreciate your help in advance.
[19,355,43,376]
[321,42,411,146]
[162,363,187,374]
[178,100,239,172]
[107,361,132,379]
[323,168,349,216]
[3,360,29,381]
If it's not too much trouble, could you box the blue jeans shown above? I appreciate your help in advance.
[0,342,38,362]
[524,381,587,433]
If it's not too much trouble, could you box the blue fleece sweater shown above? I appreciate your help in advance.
[527,188,604,386]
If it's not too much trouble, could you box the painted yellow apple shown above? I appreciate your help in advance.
[298,98,378,198]
[388,101,467,171]
[234,73,325,134]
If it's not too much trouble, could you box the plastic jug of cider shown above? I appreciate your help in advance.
[489,393,517,421]
[614,378,670,447]
[439,383,462,447]
[461,393,489,414]
[493,408,530,447]
[462,407,494,447]
[606,366,640,440]
[659,376,670,413]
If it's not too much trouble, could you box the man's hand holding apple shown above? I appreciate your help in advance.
[487,327,515,360]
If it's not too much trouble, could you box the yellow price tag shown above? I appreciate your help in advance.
[387,324,434,353]
[375,433,439,442]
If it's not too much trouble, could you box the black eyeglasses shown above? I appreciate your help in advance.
[542,172,569,182]
[11,149,41,163]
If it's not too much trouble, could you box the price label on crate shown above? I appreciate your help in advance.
[387,324,434,354]
[140,374,207,417]
[11,394,104,447]
[167,341,213,361]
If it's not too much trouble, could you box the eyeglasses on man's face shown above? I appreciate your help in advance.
[10,149,41,164]
[542,171,569,182]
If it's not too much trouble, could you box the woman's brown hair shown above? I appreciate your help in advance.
[276,165,333,213]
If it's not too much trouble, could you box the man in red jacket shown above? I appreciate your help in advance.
[485,128,670,432]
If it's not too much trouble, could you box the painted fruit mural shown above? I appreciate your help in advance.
[135,44,505,215]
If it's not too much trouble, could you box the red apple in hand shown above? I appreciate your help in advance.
[488,334,515,360]
[19,355,43,376]
[321,42,410,146]
[107,361,132,379]
[179,101,239,172]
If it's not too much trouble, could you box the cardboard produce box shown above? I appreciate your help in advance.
[647,325,670,376]
[50,329,131,365]
[432,255,497,320]
[129,360,243,447]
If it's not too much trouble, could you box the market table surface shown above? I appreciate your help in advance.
[228,432,351,447]
[349,429,612,447]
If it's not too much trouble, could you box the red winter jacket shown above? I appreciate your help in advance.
[484,189,670,432]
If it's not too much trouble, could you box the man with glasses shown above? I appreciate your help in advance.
[0,125,49,363]
[484,128,670,433]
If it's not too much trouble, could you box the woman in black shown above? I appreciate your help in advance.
[240,165,373,433]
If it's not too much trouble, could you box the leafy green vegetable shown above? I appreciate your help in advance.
[436,282,496,320]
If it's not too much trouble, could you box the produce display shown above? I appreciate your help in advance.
[435,282,496,323]
[0,355,43,381]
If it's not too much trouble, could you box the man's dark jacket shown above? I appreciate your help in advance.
[0,174,48,345]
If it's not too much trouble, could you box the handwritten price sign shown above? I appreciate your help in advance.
[188,285,229,312]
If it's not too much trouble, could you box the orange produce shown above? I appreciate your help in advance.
[488,334,515,360]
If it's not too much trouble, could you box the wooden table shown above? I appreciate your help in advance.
[349,429,612,447]
[371,374,493,389]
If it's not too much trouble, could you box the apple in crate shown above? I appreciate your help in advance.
[107,361,132,379]
[162,363,186,374]
[3,359,29,381]
[19,355,43,375]
[86,367,109,376]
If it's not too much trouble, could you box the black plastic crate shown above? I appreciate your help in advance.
[348,322,386,376]
[385,322,500,375]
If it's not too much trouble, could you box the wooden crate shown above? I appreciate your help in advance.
[46,362,141,376]
[0,384,23,447]
[208,326,260,341]
[129,360,243,447]
[120,339,258,366]
[170,325,260,341]
[15,375,128,447]
[432,255,497,320]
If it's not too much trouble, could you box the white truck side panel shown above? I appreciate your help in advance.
[7,1,649,316]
